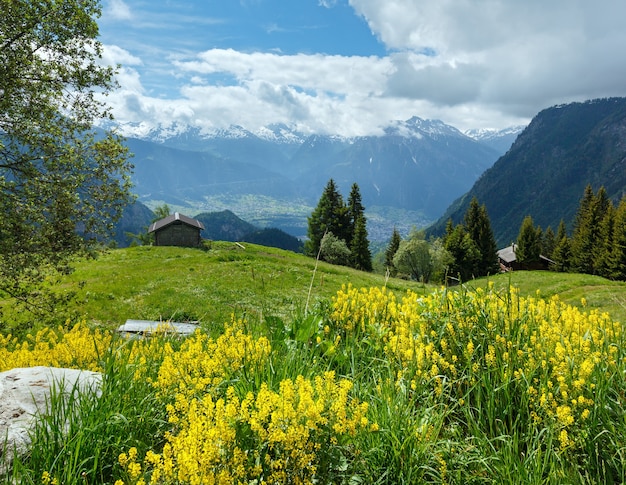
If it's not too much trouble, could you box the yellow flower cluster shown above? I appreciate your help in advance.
[153,319,272,401]
[121,371,369,485]
[331,284,400,334]
[329,284,622,452]
[0,322,112,372]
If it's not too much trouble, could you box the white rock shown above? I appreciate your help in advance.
[0,366,102,468]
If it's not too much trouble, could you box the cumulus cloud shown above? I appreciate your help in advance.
[351,0,626,119]
[100,0,626,135]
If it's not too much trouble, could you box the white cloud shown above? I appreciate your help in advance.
[101,45,142,67]
[101,0,626,135]
[350,0,626,119]
[105,0,132,21]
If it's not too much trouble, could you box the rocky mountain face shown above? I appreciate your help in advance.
[428,98,626,246]
[124,117,517,241]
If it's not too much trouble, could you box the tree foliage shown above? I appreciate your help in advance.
[444,222,480,281]
[393,235,432,283]
[319,232,351,266]
[571,185,610,274]
[516,215,541,264]
[306,180,371,271]
[350,215,372,271]
[305,179,349,257]
[384,227,402,275]
[393,230,451,284]
[0,0,133,327]
[464,197,499,275]
[443,197,497,281]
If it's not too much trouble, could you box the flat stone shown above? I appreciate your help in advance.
[0,366,102,468]
[116,319,199,337]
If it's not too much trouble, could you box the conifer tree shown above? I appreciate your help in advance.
[594,202,616,278]
[350,215,373,271]
[571,185,610,274]
[542,226,556,260]
[346,183,372,270]
[516,215,541,265]
[607,197,626,280]
[444,223,480,281]
[305,179,349,257]
[347,183,365,243]
[552,220,571,272]
[385,227,402,275]
[464,197,499,276]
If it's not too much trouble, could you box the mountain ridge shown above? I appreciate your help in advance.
[428,97,626,246]
[122,117,520,241]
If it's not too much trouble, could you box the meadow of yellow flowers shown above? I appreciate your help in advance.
[2,283,624,484]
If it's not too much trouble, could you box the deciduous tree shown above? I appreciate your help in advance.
[0,0,132,327]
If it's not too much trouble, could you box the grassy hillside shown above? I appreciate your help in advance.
[65,242,422,330]
[470,270,626,324]
[52,243,626,333]
[5,243,626,483]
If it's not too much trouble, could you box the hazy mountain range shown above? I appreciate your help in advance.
[122,117,523,242]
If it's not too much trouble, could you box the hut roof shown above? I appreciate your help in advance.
[148,212,205,233]
[497,244,517,264]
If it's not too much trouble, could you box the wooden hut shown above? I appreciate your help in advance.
[497,243,554,271]
[148,212,204,247]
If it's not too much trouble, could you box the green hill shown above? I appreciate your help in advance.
[28,244,621,332]
[62,243,420,329]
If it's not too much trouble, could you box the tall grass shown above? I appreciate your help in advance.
[2,277,625,484]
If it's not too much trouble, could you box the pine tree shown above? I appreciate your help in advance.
[464,197,499,276]
[607,197,626,280]
[346,183,372,270]
[305,179,349,257]
[594,203,616,278]
[542,226,556,259]
[350,215,372,271]
[444,223,480,281]
[571,185,610,274]
[552,220,571,272]
[385,227,402,275]
[516,215,541,265]
[347,183,365,243]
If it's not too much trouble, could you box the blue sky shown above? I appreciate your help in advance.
[98,0,626,137]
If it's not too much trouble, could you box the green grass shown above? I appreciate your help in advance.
[62,243,422,331]
[3,244,626,484]
[469,270,626,324]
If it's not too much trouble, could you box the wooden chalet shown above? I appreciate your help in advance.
[148,212,205,247]
[497,243,554,271]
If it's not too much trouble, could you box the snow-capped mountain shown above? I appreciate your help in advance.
[254,123,308,145]
[464,126,526,154]
[385,116,467,139]
[124,116,512,241]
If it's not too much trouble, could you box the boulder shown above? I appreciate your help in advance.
[0,366,102,468]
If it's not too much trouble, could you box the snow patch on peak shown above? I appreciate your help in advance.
[465,125,526,142]
[384,116,463,139]
[255,123,307,144]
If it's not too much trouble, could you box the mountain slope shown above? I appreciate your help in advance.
[123,117,509,240]
[127,138,298,204]
[428,98,626,245]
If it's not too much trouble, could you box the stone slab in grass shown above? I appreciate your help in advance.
[0,366,102,469]
[116,319,199,337]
